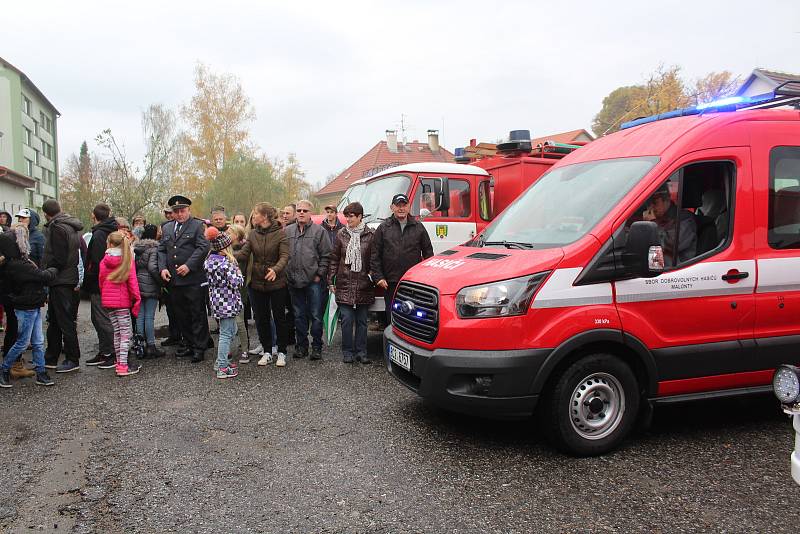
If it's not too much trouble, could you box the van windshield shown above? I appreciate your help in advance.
[359,174,411,222]
[478,156,659,249]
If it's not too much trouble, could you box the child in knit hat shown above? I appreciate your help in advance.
[204,226,243,379]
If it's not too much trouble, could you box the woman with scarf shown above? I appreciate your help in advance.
[327,202,375,364]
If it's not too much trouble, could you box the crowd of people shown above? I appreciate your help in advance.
[0,192,433,385]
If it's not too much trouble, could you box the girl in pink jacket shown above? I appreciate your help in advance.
[99,231,141,377]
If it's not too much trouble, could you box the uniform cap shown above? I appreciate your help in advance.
[167,195,192,208]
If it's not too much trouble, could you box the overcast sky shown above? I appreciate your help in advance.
[4,0,799,189]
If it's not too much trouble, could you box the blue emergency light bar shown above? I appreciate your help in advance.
[619,89,795,130]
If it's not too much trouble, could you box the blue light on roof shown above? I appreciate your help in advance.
[696,96,746,110]
[619,90,779,130]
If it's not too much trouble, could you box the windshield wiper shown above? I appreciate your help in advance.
[484,240,534,250]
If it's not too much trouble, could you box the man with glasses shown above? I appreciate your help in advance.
[285,200,331,360]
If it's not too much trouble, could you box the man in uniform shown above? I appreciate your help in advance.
[159,206,182,347]
[158,195,210,362]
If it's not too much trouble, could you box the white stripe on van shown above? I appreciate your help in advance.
[615,260,756,303]
[532,268,613,309]
[756,257,800,293]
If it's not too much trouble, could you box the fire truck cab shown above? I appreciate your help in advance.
[385,86,800,455]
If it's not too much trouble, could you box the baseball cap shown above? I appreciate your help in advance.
[324,204,337,212]
[15,208,31,218]
[391,194,409,205]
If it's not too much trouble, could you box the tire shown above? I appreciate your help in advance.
[542,353,639,456]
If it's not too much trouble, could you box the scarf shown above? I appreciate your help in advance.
[344,222,366,273]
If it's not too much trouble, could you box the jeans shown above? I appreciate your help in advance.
[339,304,368,359]
[2,308,45,373]
[216,317,238,370]
[249,287,291,353]
[90,293,115,356]
[135,298,158,345]
[45,285,81,365]
[289,282,324,350]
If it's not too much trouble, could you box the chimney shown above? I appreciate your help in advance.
[427,129,440,153]
[386,130,398,153]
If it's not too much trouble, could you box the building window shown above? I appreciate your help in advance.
[25,159,33,176]
[34,150,39,165]
[33,121,39,136]
[40,112,51,133]
[24,127,31,146]
[22,95,31,115]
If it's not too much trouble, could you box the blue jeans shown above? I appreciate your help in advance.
[2,308,45,373]
[135,297,158,345]
[339,304,368,359]
[289,282,324,350]
[216,317,238,370]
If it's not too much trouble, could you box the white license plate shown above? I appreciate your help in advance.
[388,344,412,371]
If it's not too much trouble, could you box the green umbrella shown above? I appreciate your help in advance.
[323,286,339,346]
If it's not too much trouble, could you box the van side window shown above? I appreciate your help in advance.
[412,178,471,218]
[768,146,800,249]
[625,161,734,269]
[478,180,493,221]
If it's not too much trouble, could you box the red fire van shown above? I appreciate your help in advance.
[385,86,800,455]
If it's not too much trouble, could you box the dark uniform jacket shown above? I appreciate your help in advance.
[42,213,84,287]
[328,226,375,307]
[234,222,288,292]
[370,215,434,284]
[157,217,210,286]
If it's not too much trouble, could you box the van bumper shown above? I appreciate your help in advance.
[384,327,551,418]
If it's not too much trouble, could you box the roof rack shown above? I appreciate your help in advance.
[620,80,800,130]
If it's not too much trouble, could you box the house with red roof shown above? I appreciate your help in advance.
[315,130,454,209]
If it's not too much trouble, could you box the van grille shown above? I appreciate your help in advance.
[391,281,439,344]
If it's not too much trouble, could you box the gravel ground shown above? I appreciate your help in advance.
[1,300,799,533]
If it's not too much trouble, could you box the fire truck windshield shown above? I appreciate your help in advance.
[480,156,659,249]
[337,182,366,211]
[359,174,411,223]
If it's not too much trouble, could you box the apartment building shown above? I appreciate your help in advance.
[0,57,59,215]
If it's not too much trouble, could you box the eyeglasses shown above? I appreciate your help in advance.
[296,209,310,213]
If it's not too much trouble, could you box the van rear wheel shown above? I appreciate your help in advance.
[543,353,639,456]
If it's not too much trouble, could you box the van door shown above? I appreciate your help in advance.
[751,124,800,367]
[411,175,477,253]
[613,149,756,396]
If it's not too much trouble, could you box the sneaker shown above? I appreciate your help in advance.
[35,372,55,386]
[293,346,308,359]
[44,363,57,370]
[276,353,286,367]
[310,347,322,361]
[248,344,264,356]
[228,358,238,370]
[126,361,141,375]
[86,354,107,366]
[238,352,251,364]
[0,370,11,388]
[258,353,273,366]
[216,366,238,379]
[115,363,129,376]
[56,361,80,374]
[97,355,116,369]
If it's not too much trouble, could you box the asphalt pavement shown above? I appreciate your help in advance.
[0,300,798,533]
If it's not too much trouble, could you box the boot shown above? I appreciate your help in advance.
[10,361,35,379]
[146,344,165,359]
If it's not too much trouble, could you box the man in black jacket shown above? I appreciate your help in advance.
[41,199,84,373]
[158,195,210,362]
[83,203,118,368]
[370,194,434,325]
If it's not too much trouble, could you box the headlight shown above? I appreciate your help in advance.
[773,365,800,405]
[456,272,549,319]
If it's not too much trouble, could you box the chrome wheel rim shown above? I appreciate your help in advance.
[569,372,625,440]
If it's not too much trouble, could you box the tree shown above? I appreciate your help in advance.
[592,66,742,136]
[60,142,112,227]
[181,63,256,190]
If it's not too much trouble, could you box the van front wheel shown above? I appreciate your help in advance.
[543,353,639,456]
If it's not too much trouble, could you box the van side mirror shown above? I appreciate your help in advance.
[624,221,664,277]
[434,177,450,212]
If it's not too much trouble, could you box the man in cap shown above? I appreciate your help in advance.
[157,195,211,362]
[643,183,697,267]
[370,193,434,326]
[15,208,45,267]
[321,204,344,248]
